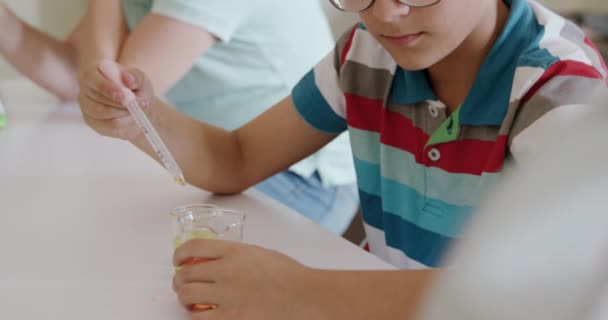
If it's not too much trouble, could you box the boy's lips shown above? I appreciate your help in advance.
[381,32,424,46]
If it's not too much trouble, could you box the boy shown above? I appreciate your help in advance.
[78,0,607,318]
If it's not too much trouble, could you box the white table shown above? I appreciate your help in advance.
[0,79,393,319]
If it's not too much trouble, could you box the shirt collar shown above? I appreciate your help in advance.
[390,0,538,126]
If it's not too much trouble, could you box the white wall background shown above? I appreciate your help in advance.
[320,1,359,39]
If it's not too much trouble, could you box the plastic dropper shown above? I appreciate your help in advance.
[98,60,185,186]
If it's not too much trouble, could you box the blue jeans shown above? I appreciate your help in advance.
[255,171,359,235]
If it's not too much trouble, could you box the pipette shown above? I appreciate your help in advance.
[98,60,185,186]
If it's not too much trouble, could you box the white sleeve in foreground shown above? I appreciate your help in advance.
[510,104,598,164]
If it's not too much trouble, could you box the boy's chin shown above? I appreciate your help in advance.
[394,57,437,72]
[389,49,443,71]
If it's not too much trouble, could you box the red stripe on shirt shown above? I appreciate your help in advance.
[346,94,507,174]
[522,60,604,104]
[584,37,608,85]
[422,136,507,174]
[340,25,359,67]
[345,94,384,132]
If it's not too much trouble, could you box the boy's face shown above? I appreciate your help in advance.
[359,0,488,70]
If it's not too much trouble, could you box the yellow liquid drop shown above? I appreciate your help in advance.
[174,176,186,186]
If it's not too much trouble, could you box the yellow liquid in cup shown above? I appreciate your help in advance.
[174,229,218,312]
[174,230,217,249]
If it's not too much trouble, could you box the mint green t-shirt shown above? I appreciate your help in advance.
[122,0,356,187]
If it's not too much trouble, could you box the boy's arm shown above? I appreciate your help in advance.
[131,95,336,193]
[172,239,436,320]
[80,25,354,193]
[78,63,333,194]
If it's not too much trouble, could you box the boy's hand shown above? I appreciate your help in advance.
[77,59,157,141]
[173,239,322,320]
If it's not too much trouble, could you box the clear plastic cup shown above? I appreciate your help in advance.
[170,204,246,312]
[171,204,245,247]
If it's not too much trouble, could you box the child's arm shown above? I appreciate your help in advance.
[0,0,126,101]
[0,1,209,101]
[116,13,216,96]
[0,3,100,101]
[172,239,435,320]
[139,95,335,193]
[76,0,128,73]
[78,63,336,194]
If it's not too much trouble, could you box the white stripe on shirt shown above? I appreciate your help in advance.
[364,223,431,270]
[530,1,594,65]
[345,30,396,74]
[314,51,347,119]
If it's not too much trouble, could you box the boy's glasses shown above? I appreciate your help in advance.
[330,0,441,12]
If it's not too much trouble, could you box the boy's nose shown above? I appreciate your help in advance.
[370,0,411,22]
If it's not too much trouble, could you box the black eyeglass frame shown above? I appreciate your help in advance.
[329,0,442,12]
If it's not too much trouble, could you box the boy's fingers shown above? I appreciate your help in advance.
[81,111,138,140]
[173,239,232,267]
[175,282,220,310]
[82,87,123,109]
[122,69,145,90]
[121,70,139,90]
[83,67,125,103]
[81,113,118,137]
[81,86,128,109]
[173,261,222,289]
[81,92,130,120]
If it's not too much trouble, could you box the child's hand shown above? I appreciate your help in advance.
[173,239,319,320]
[77,60,157,141]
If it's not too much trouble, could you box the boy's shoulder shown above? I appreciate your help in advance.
[512,2,607,102]
[506,2,606,149]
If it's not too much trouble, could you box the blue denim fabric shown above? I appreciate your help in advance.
[255,171,359,235]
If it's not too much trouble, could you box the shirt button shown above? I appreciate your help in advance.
[429,105,440,118]
[428,100,447,118]
[428,148,441,162]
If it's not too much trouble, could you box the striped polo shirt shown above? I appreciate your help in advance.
[292,0,607,269]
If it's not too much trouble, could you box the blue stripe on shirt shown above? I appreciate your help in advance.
[292,70,347,135]
[359,189,454,267]
[355,158,475,238]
